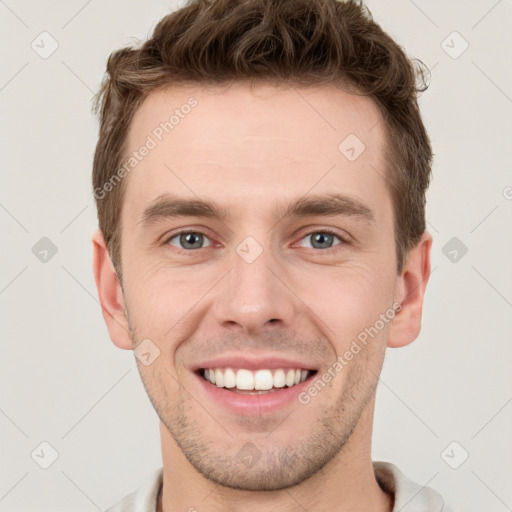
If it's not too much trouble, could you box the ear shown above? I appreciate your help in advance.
[92,229,132,350]
[387,231,433,348]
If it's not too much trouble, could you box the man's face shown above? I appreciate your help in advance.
[116,82,401,490]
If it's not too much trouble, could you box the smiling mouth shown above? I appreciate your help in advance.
[197,367,318,394]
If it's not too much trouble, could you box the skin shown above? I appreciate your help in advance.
[92,82,432,511]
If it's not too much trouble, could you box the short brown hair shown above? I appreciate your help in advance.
[92,0,432,281]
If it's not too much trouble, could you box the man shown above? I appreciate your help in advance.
[92,0,451,510]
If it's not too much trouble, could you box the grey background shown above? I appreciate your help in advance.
[1,0,511,510]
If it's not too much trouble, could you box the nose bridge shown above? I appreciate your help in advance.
[213,233,295,333]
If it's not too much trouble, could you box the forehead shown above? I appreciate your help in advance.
[122,82,391,226]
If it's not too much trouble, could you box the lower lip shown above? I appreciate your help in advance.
[194,372,315,415]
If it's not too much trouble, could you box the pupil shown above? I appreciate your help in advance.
[181,232,202,249]
[312,232,332,249]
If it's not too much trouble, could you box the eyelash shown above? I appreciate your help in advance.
[163,228,349,255]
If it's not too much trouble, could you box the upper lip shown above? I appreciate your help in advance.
[191,354,318,372]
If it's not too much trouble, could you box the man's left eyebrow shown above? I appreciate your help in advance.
[276,193,376,225]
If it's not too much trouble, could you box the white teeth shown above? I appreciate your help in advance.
[236,369,254,390]
[224,368,236,388]
[202,367,313,391]
[254,369,273,390]
[285,369,295,387]
[215,369,224,387]
[273,369,285,388]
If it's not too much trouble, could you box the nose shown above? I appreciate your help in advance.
[211,242,298,336]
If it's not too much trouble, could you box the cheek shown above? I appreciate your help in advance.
[123,255,215,340]
[299,261,394,344]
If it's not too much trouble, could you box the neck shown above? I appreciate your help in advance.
[158,400,393,512]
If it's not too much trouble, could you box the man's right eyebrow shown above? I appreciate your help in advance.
[138,194,229,227]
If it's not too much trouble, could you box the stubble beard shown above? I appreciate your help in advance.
[129,322,385,492]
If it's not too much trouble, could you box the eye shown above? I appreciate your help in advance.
[296,229,346,250]
[166,230,213,251]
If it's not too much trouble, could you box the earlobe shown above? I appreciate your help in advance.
[91,229,132,350]
[387,231,433,348]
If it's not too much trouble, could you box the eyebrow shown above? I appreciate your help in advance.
[139,192,376,227]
